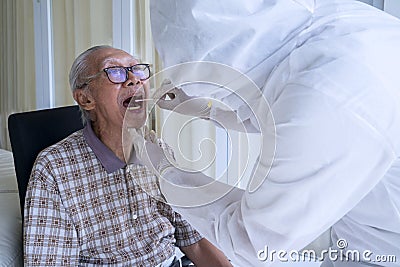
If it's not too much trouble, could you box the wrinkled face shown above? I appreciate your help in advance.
[76,48,149,132]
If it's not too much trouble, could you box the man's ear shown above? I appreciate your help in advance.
[73,89,95,111]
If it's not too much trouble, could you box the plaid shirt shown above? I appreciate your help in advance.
[24,124,202,266]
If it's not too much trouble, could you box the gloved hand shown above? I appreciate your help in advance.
[129,126,237,207]
[153,79,212,117]
[129,126,175,176]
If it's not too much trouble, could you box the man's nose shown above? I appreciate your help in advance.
[125,70,142,86]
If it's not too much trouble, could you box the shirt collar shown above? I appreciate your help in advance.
[83,123,125,173]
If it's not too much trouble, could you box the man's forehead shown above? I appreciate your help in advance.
[92,48,138,67]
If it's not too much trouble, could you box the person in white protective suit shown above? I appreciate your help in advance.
[129,0,400,266]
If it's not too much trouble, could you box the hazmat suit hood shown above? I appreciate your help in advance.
[150,0,345,126]
[150,0,315,86]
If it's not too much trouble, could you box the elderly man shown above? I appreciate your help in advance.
[23,45,232,267]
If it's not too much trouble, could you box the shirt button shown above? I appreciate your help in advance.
[132,214,138,220]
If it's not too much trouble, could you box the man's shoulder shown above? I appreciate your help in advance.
[36,129,86,161]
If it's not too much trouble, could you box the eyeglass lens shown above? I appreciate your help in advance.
[105,65,149,83]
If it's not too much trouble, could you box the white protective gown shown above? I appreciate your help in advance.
[150,0,400,266]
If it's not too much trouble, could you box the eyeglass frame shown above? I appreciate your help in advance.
[79,63,151,88]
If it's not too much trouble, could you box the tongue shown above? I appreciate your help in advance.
[123,97,132,108]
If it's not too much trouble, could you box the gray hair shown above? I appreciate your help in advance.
[69,45,113,125]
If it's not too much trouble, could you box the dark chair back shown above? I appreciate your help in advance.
[8,105,84,216]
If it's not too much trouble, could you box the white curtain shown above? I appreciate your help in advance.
[52,0,113,107]
[0,0,113,150]
[0,0,36,150]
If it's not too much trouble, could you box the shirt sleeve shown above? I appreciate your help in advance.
[24,154,80,266]
[156,201,203,247]
[172,209,204,247]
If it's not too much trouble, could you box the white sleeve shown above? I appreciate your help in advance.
[163,85,396,266]
[209,107,260,133]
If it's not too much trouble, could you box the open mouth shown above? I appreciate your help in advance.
[123,95,144,111]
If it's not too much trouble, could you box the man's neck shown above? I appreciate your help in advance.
[91,122,125,162]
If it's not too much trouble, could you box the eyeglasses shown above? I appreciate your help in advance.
[82,64,151,87]
[104,64,151,83]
